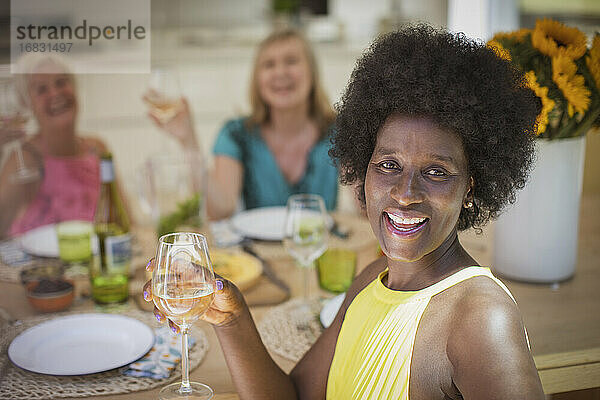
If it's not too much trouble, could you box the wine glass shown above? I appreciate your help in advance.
[153,232,215,400]
[144,68,183,124]
[283,194,329,300]
[0,79,39,184]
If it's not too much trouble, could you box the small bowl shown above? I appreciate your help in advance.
[26,278,74,313]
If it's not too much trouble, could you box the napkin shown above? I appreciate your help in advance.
[0,239,32,266]
[122,326,196,379]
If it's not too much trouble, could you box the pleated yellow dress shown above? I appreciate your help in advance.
[326,266,519,400]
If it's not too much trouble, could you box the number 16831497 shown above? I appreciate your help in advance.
[19,42,72,53]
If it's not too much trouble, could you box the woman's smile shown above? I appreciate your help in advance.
[383,211,429,238]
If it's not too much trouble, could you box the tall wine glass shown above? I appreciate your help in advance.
[144,68,183,124]
[0,79,39,184]
[283,194,329,300]
[153,232,215,400]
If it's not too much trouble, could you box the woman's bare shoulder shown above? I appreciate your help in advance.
[444,275,522,337]
[443,276,531,373]
[440,276,543,398]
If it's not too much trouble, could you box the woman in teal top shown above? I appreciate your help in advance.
[147,29,338,219]
[213,117,337,211]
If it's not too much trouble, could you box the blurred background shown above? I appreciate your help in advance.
[0,0,599,222]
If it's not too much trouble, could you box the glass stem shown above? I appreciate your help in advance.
[180,326,192,394]
[302,261,313,300]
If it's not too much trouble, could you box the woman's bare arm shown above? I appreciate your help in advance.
[206,155,243,220]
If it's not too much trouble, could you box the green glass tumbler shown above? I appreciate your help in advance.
[56,221,93,264]
[317,248,356,294]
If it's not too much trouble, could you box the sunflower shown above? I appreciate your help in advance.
[552,54,591,117]
[532,18,587,60]
[525,71,555,135]
[492,28,531,43]
[487,40,511,61]
[586,34,600,91]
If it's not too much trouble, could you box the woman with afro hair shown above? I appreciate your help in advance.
[145,25,545,399]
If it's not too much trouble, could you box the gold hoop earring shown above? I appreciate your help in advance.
[464,201,473,209]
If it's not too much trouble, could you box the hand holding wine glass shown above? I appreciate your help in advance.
[0,79,39,184]
[144,68,183,123]
[143,68,198,148]
[283,194,329,300]
[151,232,215,400]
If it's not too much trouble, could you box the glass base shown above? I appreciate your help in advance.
[158,382,213,400]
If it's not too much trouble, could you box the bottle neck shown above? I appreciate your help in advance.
[100,159,114,183]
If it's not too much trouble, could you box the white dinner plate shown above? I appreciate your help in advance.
[19,224,59,258]
[230,206,333,241]
[320,293,345,328]
[8,314,154,375]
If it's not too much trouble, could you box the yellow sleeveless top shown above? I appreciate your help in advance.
[326,266,520,400]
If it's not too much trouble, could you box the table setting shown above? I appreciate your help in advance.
[0,189,379,399]
[2,193,599,398]
[0,223,213,399]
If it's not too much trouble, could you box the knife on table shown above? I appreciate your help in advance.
[241,243,291,302]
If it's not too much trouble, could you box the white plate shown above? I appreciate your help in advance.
[320,293,345,328]
[230,206,333,241]
[19,224,59,258]
[8,314,155,375]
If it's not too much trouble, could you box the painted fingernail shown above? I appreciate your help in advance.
[143,290,149,301]
[216,280,224,291]
[155,313,162,322]
[145,258,154,271]
[171,325,178,333]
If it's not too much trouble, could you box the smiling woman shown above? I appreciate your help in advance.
[144,24,546,400]
[147,29,338,220]
[324,24,544,399]
[0,53,117,238]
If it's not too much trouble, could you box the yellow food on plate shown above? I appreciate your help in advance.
[210,249,263,291]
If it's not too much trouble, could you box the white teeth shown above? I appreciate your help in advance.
[49,99,68,114]
[387,213,426,225]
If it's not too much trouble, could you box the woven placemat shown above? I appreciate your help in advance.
[0,309,209,399]
[257,298,324,362]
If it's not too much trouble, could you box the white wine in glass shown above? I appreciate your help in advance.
[153,232,215,400]
[144,68,183,124]
[283,194,329,299]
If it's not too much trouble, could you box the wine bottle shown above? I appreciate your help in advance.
[91,153,131,304]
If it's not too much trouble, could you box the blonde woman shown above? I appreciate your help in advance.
[149,29,337,220]
[0,54,110,238]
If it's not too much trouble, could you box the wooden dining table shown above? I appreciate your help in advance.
[1,200,599,399]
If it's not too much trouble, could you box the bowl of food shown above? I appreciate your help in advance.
[25,278,74,312]
[21,265,74,312]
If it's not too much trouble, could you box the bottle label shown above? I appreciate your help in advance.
[104,234,131,272]
[100,160,114,183]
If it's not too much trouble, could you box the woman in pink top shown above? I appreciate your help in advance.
[0,54,108,238]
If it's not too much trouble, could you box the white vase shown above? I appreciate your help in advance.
[493,136,586,283]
